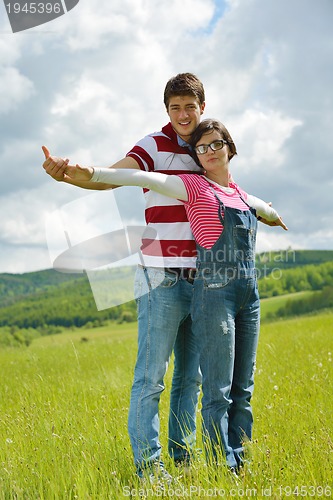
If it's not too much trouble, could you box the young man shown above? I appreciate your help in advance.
[43,73,205,480]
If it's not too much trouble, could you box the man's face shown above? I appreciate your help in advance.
[167,95,205,142]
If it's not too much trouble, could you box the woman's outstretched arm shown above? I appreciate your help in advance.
[64,164,189,201]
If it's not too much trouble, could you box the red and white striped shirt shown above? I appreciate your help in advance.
[126,123,202,268]
[179,174,250,249]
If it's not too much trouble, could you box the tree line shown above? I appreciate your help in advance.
[0,258,332,347]
[271,286,333,319]
[258,261,333,298]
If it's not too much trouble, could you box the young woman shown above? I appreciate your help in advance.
[58,119,287,473]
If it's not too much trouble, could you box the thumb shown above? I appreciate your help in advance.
[42,145,50,159]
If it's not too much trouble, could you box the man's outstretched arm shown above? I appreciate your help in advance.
[42,146,139,190]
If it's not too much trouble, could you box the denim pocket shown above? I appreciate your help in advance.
[233,225,256,261]
[134,266,148,300]
[146,268,179,289]
[202,268,235,289]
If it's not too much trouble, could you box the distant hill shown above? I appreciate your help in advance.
[0,268,136,332]
[0,268,86,307]
[255,249,333,273]
[0,249,332,334]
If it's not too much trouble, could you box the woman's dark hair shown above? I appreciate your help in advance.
[190,119,237,164]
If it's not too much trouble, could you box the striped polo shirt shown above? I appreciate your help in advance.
[126,123,202,268]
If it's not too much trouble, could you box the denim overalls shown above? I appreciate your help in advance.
[191,187,260,470]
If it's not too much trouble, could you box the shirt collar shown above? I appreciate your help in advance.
[162,122,193,150]
[177,135,189,147]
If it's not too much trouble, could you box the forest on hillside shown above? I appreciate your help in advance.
[0,250,332,347]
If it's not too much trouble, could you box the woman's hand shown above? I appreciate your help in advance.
[259,215,288,231]
[258,201,288,230]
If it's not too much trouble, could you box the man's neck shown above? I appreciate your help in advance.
[177,135,191,148]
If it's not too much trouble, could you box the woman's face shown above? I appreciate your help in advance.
[195,130,229,173]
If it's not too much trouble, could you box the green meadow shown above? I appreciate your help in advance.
[0,311,332,499]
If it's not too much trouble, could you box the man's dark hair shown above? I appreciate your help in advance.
[164,73,205,108]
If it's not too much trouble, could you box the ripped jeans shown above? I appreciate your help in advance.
[191,265,260,468]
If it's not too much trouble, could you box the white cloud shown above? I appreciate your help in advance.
[0,67,34,113]
[51,0,215,52]
[51,76,115,117]
[0,37,22,64]
[0,245,52,274]
[0,186,59,245]
[256,231,300,255]
[230,109,303,169]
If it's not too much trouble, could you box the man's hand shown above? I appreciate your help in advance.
[42,146,70,182]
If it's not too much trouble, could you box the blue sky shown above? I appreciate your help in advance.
[196,0,228,34]
[0,0,332,273]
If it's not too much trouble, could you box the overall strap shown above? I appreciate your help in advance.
[209,183,257,226]
[233,185,257,215]
[209,185,226,225]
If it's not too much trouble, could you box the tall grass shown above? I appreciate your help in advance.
[0,313,332,498]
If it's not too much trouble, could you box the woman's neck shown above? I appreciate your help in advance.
[205,170,230,187]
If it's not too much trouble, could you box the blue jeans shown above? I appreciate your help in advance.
[128,266,201,471]
[191,265,260,469]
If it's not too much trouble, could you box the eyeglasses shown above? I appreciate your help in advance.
[195,140,228,155]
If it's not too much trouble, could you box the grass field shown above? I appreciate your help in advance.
[0,311,332,499]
